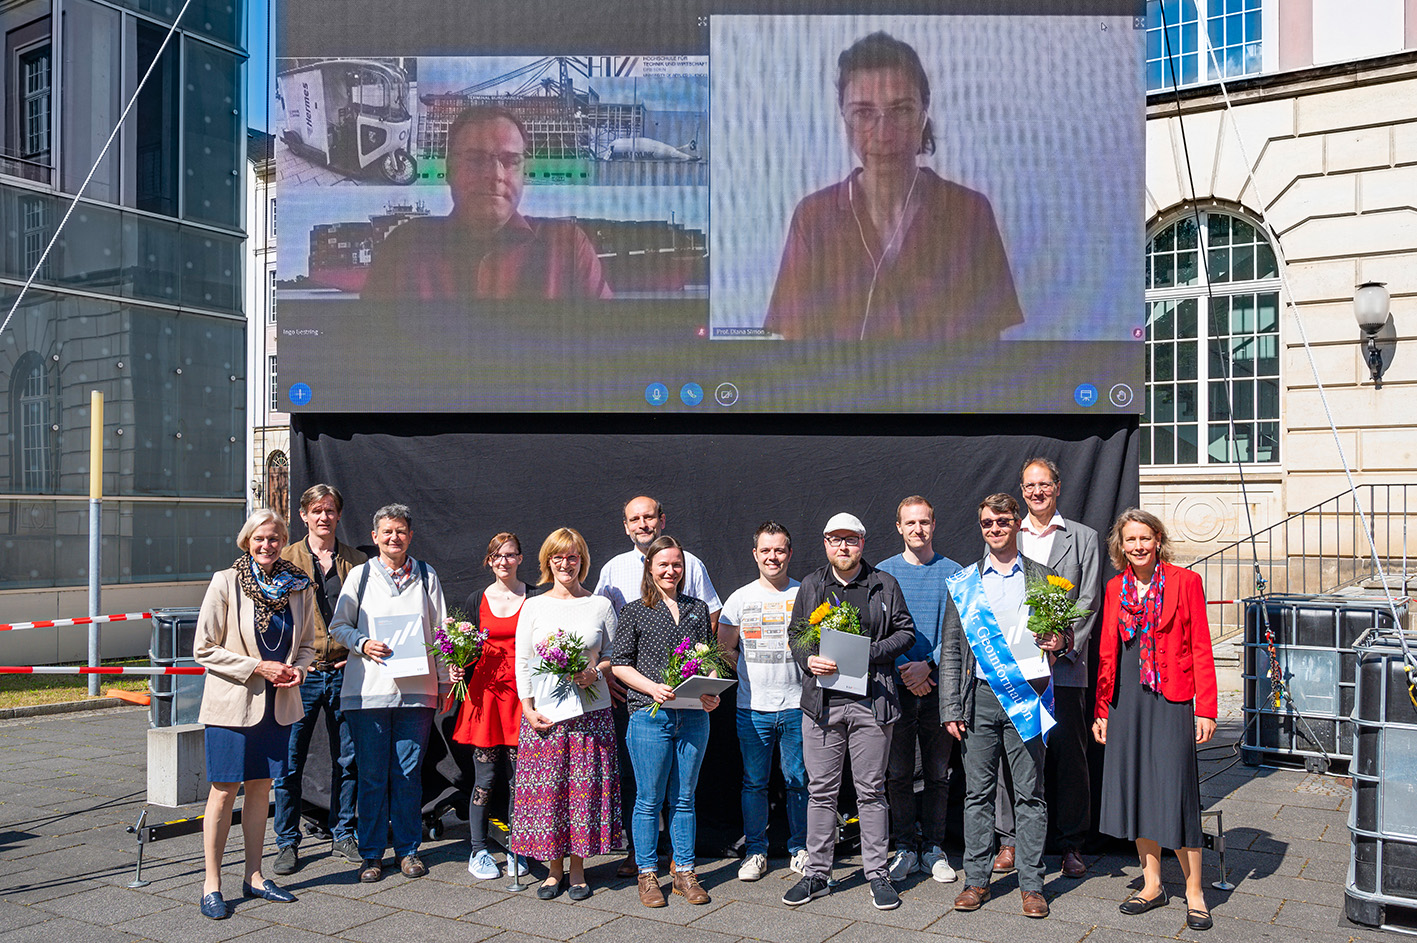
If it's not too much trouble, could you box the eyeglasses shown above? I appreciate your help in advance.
[842,103,924,130]
[550,553,580,564]
[979,517,1015,530]
[1021,483,1057,495]
[450,149,527,172]
[490,553,522,562]
[824,535,863,548]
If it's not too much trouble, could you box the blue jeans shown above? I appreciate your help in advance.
[627,707,710,871]
[345,707,434,860]
[272,668,358,847]
[737,708,807,856]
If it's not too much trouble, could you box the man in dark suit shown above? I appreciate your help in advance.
[940,494,1065,919]
[1015,457,1102,878]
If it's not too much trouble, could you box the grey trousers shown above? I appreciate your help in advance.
[802,699,893,881]
[962,683,1047,892]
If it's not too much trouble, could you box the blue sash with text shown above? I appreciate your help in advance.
[946,566,1056,744]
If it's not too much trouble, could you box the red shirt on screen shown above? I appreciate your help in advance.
[764,168,1023,341]
[361,213,612,301]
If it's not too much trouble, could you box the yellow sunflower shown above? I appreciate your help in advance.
[1046,574,1075,592]
[808,602,833,625]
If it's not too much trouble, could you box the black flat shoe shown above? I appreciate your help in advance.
[1119,890,1168,915]
[243,879,298,902]
[1186,908,1213,930]
[537,876,566,900]
[568,883,592,901]
[200,891,229,920]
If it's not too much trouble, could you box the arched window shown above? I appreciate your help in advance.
[1144,209,1280,465]
[266,450,289,521]
[9,351,56,492]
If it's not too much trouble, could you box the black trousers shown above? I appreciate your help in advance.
[995,685,1090,853]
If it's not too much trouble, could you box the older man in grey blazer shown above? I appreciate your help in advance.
[1015,457,1101,878]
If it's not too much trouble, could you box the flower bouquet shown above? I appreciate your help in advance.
[651,635,732,716]
[532,628,595,709]
[790,600,863,650]
[426,611,489,706]
[1024,574,1091,637]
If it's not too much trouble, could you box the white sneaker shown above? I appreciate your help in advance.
[790,849,810,875]
[738,853,769,881]
[922,845,957,883]
[505,852,528,877]
[467,849,500,879]
[887,849,919,882]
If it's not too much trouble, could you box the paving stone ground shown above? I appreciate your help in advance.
[0,692,1399,942]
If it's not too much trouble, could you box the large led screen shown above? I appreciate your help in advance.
[276,0,1146,414]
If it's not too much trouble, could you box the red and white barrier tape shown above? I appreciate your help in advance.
[0,612,153,632]
[0,666,204,675]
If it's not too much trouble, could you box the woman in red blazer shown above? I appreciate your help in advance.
[1092,509,1217,932]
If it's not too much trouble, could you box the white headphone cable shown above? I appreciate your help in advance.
[850,165,921,341]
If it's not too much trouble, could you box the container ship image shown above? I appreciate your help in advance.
[305,202,707,296]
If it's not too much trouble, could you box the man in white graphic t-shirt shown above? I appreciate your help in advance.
[719,521,806,883]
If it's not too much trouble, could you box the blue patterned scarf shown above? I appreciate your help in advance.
[234,554,311,639]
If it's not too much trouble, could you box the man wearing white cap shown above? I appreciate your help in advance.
[782,513,916,912]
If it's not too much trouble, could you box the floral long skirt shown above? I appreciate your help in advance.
[510,706,622,860]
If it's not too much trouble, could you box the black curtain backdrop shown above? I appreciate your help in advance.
[290,413,1138,599]
[290,412,1139,853]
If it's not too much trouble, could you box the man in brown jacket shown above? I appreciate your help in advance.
[272,484,367,874]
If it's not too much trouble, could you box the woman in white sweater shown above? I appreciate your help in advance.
[511,527,621,901]
[328,503,448,884]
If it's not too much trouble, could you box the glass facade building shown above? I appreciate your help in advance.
[1,0,246,590]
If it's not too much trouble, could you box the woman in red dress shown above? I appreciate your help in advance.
[452,532,543,879]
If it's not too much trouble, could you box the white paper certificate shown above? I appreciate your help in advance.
[368,614,430,679]
[819,628,870,696]
[532,671,586,724]
[663,675,737,709]
[1002,603,1052,682]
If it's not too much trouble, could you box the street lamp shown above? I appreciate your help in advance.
[1354,281,1390,388]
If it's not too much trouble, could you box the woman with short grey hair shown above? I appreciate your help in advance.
[329,503,449,882]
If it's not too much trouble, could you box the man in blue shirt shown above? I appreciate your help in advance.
[877,497,962,883]
[939,494,1064,919]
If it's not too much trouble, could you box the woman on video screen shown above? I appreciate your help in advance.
[764,32,1023,343]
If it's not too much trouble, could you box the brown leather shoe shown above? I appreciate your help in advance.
[399,854,427,878]
[992,845,1016,873]
[1061,850,1086,878]
[359,858,383,883]
[1021,890,1049,918]
[637,871,666,908]
[617,852,638,879]
[954,885,992,911]
[671,863,710,904]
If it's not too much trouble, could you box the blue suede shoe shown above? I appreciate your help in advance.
[242,879,298,902]
[200,891,229,920]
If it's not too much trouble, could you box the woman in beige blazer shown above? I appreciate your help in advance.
[195,509,317,919]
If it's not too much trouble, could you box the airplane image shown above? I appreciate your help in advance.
[605,135,700,161]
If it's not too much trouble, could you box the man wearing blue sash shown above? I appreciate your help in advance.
[940,494,1066,919]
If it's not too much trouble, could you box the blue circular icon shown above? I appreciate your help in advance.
[644,382,669,406]
[288,382,313,406]
[679,382,704,406]
[1073,383,1099,408]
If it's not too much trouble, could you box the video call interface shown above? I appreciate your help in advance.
[277,0,1146,414]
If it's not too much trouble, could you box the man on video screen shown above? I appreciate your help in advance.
[362,106,612,301]
[764,32,1021,342]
